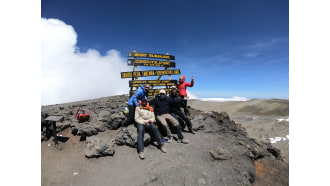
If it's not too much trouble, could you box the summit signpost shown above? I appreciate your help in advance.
[121,51,180,96]
[127,59,176,67]
[127,52,175,60]
[129,80,177,87]
[121,69,180,78]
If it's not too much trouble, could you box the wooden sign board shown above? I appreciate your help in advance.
[131,88,172,96]
[121,69,180,78]
[127,52,175,60]
[127,59,176,68]
[129,80,177,87]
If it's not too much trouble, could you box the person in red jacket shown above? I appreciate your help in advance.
[176,75,194,115]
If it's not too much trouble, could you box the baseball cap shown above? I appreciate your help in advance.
[159,89,166,94]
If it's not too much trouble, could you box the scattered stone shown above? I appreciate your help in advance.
[71,123,98,137]
[267,147,281,158]
[115,126,137,147]
[191,114,206,130]
[85,136,115,158]
[209,146,231,160]
[198,178,207,185]
[94,122,106,132]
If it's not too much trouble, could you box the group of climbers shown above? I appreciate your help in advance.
[122,75,194,159]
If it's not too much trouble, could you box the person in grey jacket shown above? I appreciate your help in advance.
[135,100,167,159]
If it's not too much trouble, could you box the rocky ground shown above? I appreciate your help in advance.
[41,95,289,186]
[189,99,289,164]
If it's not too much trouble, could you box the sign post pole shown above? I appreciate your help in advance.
[131,50,137,97]
[166,53,171,90]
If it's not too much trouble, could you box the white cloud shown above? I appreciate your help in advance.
[41,18,131,105]
[186,90,199,99]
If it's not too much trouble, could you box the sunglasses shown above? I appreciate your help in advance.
[145,86,150,89]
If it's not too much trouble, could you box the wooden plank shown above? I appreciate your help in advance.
[127,52,175,60]
[127,59,176,67]
[129,80,177,87]
[121,69,181,78]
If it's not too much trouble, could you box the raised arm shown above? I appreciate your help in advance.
[186,76,194,87]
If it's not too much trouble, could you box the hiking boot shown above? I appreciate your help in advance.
[160,145,167,153]
[178,138,189,144]
[189,130,196,134]
[139,152,145,160]
[167,136,173,143]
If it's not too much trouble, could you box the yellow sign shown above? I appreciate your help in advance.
[129,80,177,87]
[121,69,180,78]
[127,52,175,60]
[127,59,176,67]
[131,89,172,96]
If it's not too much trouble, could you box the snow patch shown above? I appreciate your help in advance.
[277,118,289,122]
[269,136,289,144]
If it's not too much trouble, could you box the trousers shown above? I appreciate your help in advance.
[137,122,163,152]
[156,114,184,139]
[170,110,193,131]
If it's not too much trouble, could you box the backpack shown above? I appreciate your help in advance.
[75,108,91,122]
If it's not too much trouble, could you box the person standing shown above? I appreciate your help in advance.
[122,84,150,128]
[135,100,167,159]
[169,88,195,134]
[176,75,194,116]
[149,90,189,144]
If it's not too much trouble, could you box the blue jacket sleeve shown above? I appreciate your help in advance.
[132,89,142,106]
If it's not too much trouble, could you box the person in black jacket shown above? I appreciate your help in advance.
[149,89,189,144]
[169,88,195,134]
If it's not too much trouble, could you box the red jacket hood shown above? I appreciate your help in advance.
[179,75,186,83]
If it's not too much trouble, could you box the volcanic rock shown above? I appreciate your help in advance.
[85,136,115,158]
[209,146,231,160]
[191,114,206,130]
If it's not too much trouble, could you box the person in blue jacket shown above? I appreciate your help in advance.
[122,84,150,128]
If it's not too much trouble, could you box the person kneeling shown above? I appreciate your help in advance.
[135,100,167,160]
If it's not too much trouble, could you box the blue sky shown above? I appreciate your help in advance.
[41,0,289,100]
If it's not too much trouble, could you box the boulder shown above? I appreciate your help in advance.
[85,136,115,158]
[108,112,126,129]
[96,110,112,123]
[71,123,98,137]
[191,114,206,130]
[115,126,137,147]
